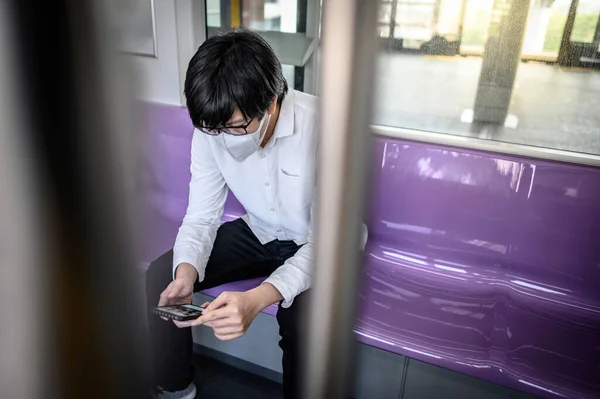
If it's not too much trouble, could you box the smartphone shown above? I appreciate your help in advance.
[153,304,205,321]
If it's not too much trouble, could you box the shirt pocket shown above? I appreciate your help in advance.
[279,168,314,215]
[281,168,301,178]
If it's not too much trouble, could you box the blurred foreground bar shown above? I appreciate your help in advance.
[0,2,46,398]
[303,0,378,398]
[2,1,146,398]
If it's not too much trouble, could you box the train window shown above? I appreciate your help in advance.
[206,0,299,33]
[205,0,315,93]
[373,0,600,157]
[206,0,221,28]
[571,0,600,43]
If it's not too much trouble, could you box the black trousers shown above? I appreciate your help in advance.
[146,218,308,398]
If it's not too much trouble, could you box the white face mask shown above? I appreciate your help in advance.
[220,113,271,162]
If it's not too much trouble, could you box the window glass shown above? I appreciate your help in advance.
[282,64,295,88]
[571,0,600,43]
[206,0,298,33]
[245,0,298,33]
[379,3,393,24]
[539,0,570,55]
[395,4,435,42]
[206,0,221,28]
[436,0,462,40]
[460,0,494,54]
[378,24,391,38]
[374,0,600,156]
[205,1,306,91]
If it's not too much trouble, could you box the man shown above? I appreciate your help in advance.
[146,29,317,399]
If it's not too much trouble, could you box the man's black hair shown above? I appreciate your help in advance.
[184,28,288,130]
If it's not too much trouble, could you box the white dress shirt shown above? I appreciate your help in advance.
[173,89,318,307]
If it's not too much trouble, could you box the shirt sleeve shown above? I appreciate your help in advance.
[262,198,369,308]
[262,191,316,308]
[172,131,227,281]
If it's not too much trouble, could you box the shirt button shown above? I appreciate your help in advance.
[260,153,266,158]
[276,229,282,232]
[270,208,275,212]
[265,182,270,186]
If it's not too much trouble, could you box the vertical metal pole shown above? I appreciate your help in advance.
[220,0,232,28]
[230,0,242,27]
[303,0,378,397]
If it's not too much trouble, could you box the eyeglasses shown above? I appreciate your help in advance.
[198,118,255,136]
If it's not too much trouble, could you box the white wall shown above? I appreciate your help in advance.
[129,0,185,105]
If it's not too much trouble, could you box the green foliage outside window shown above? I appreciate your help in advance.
[544,13,599,52]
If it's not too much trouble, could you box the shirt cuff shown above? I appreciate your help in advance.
[262,275,297,308]
[172,247,205,282]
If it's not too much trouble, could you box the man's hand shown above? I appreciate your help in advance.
[157,263,198,320]
[173,283,283,341]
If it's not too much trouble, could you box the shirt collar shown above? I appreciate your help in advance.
[270,89,296,144]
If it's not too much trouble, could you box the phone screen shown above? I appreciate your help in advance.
[181,304,204,312]
[156,304,204,319]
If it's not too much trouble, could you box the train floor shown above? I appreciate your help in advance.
[193,354,283,399]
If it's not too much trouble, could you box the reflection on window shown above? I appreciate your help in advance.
[246,0,298,33]
[375,0,600,155]
[206,0,298,33]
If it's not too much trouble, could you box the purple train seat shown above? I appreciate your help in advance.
[140,102,600,398]
[357,138,600,399]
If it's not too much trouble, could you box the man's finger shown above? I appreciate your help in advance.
[213,326,243,335]
[204,293,231,312]
[215,332,243,341]
[157,296,168,307]
[202,317,239,329]
[173,320,193,328]
[157,285,175,307]
[173,317,200,328]
[192,307,233,326]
